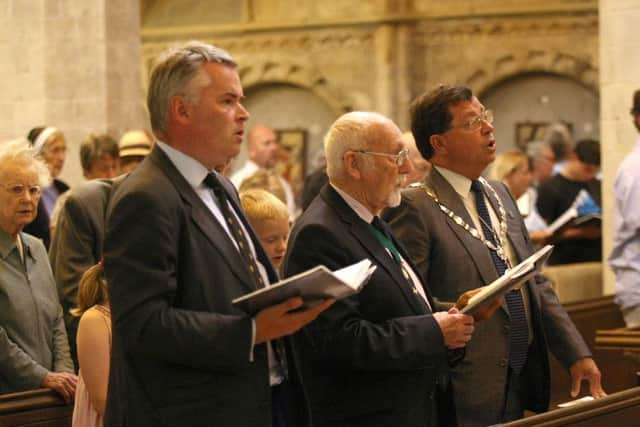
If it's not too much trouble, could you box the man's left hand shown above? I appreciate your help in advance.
[569,357,606,398]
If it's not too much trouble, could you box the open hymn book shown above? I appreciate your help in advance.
[460,245,554,315]
[232,259,377,314]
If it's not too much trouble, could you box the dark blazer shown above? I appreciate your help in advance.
[283,184,453,427]
[103,146,308,427]
[384,168,591,427]
[49,176,125,368]
[23,178,69,248]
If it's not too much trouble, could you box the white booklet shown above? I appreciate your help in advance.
[545,190,602,234]
[232,259,377,314]
[460,245,554,315]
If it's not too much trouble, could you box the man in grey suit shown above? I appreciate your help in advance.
[103,41,332,427]
[283,111,482,427]
[384,85,605,427]
[49,177,124,368]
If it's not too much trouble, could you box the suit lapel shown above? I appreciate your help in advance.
[428,169,498,286]
[150,148,259,293]
[322,186,429,315]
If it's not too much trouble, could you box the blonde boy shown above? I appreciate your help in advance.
[240,189,290,270]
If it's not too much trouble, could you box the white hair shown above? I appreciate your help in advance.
[324,111,392,182]
[0,139,51,186]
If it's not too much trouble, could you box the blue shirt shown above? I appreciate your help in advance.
[610,136,640,310]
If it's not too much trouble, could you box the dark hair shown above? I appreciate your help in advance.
[632,89,640,131]
[632,89,640,115]
[574,139,600,166]
[80,134,119,172]
[27,127,46,144]
[410,85,473,160]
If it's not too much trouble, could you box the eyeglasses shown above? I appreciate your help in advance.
[450,110,494,131]
[353,148,410,166]
[0,184,42,197]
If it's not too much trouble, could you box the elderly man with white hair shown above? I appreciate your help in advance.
[282,111,491,427]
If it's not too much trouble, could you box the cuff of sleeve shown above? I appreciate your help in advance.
[31,365,49,389]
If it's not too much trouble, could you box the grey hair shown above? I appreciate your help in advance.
[147,40,237,133]
[324,111,390,182]
[0,138,51,186]
[526,140,551,160]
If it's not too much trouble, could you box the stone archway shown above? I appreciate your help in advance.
[465,49,598,98]
[236,57,367,115]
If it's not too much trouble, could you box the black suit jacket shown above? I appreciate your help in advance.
[283,184,453,427]
[103,146,309,427]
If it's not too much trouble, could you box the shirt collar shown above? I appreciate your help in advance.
[0,229,31,261]
[156,141,214,189]
[330,183,375,224]
[434,165,473,200]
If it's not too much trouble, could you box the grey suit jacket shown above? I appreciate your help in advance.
[103,147,308,427]
[283,184,455,427]
[49,177,124,333]
[384,168,591,427]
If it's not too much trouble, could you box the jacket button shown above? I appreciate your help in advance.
[499,358,508,367]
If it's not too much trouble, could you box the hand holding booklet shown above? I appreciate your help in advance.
[232,259,377,314]
[459,245,554,315]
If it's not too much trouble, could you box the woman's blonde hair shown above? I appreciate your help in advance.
[238,169,287,205]
[488,150,529,182]
[70,262,108,317]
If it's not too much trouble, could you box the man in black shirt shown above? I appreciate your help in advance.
[536,139,601,264]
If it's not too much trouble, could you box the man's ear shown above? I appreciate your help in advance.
[344,151,362,180]
[169,95,190,125]
[430,134,446,156]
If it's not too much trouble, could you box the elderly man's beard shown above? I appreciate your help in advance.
[386,174,407,208]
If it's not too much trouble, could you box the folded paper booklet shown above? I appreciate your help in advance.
[232,259,377,314]
[460,245,554,315]
[545,189,602,234]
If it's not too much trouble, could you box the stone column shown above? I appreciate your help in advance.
[600,0,640,294]
[0,0,146,186]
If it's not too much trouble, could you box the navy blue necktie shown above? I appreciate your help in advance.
[470,180,528,374]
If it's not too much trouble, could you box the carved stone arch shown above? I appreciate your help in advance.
[465,49,598,97]
[236,57,369,115]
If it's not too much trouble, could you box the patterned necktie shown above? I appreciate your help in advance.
[203,173,265,289]
[204,173,288,380]
[370,216,431,311]
[470,180,528,374]
[371,216,401,262]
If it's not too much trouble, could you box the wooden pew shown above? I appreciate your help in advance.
[547,295,636,407]
[493,387,640,426]
[0,389,72,427]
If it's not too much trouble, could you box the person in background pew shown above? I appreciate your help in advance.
[71,262,110,427]
[0,139,76,400]
[23,126,70,249]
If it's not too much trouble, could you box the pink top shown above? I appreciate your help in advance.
[72,305,111,427]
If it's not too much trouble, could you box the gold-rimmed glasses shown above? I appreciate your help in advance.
[353,148,410,166]
[449,110,494,131]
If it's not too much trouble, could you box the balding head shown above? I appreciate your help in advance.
[247,125,279,168]
[324,112,410,214]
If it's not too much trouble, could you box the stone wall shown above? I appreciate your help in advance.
[0,0,146,186]
[141,0,598,166]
